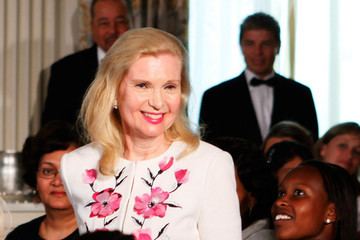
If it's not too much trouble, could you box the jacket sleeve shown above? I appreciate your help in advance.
[197,150,242,239]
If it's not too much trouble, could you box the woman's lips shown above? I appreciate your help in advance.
[51,191,67,196]
[142,112,164,124]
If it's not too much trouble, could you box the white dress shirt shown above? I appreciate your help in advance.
[97,46,106,63]
[245,69,275,139]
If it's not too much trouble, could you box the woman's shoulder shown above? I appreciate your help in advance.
[62,142,102,163]
[61,142,102,174]
[195,140,232,158]
[5,215,45,239]
[180,140,233,166]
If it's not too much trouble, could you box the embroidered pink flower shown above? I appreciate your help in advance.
[89,188,121,218]
[175,169,189,184]
[133,229,152,240]
[84,169,97,184]
[158,156,174,172]
[134,187,169,218]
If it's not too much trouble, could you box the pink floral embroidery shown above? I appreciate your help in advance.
[175,169,188,184]
[134,187,169,218]
[89,188,122,218]
[158,156,174,172]
[134,229,153,240]
[83,169,97,184]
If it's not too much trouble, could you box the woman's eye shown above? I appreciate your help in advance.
[293,189,304,197]
[136,82,147,88]
[165,84,177,90]
[277,190,285,198]
[42,168,57,176]
[337,143,348,149]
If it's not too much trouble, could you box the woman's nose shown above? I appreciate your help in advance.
[148,89,164,110]
[274,196,289,207]
[51,172,63,186]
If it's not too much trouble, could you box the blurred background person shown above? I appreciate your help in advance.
[266,141,313,183]
[42,0,130,127]
[272,160,358,240]
[263,120,314,155]
[61,28,242,239]
[314,121,360,177]
[199,12,318,147]
[6,121,81,240]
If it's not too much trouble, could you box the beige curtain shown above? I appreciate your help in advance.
[288,0,296,79]
[0,0,81,151]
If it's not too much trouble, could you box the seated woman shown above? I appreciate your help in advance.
[6,121,81,240]
[210,137,277,240]
[266,141,313,182]
[263,121,314,155]
[272,160,358,240]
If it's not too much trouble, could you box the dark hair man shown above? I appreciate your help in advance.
[199,12,318,146]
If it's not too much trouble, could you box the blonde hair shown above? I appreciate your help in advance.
[80,27,199,175]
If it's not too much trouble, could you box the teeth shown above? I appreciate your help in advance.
[143,112,162,119]
[275,214,292,220]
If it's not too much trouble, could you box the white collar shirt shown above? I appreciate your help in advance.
[245,69,275,139]
[97,46,106,64]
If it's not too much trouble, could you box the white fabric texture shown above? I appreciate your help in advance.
[61,140,242,240]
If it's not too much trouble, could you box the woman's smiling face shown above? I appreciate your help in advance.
[116,52,182,141]
[271,165,335,240]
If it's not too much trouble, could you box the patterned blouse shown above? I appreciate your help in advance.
[61,140,242,240]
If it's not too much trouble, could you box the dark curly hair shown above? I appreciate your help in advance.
[21,121,81,189]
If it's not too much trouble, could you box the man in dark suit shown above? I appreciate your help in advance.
[199,12,318,146]
[42,0,129,126]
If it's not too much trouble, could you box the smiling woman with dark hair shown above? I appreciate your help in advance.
[272,160,358,240]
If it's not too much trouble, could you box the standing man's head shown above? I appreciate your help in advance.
[240,12,281,78]
[91,0,130,52]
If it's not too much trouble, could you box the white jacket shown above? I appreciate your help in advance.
[61,141,242,240]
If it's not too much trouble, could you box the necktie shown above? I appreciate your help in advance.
[250,77,277,87]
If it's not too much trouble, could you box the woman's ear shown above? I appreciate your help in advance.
[319,144,327,158]
[324,203,336,224]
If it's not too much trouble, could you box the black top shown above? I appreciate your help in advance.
[5,215,79,240]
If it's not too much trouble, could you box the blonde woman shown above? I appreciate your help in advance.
[61,28,242,239]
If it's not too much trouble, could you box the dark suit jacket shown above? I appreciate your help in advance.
[199,72,318,146]
[41,45,98,126]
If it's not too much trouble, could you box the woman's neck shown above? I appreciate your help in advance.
[124,135,172,160]
[39,208,77,240]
